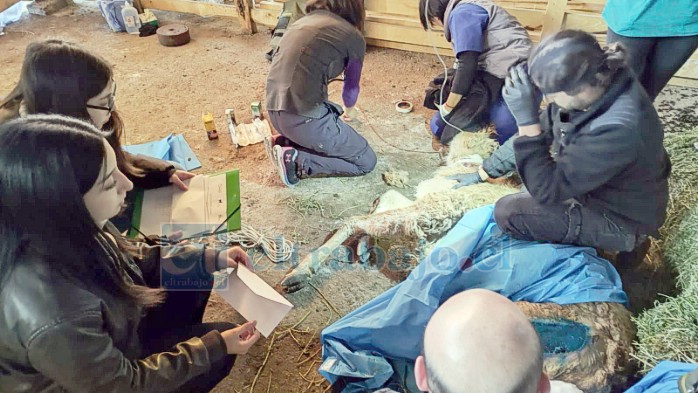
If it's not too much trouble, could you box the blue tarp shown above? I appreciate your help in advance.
[625,361,698,393]
[123,134,201,171]
[319,205,628,392]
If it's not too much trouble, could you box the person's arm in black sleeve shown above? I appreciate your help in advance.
[125,150,176,190]
[450,51,479,96]
[515,123,639,204]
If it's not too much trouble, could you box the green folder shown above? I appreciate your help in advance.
[129,170,241,239]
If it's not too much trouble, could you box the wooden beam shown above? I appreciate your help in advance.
[364,19,450,50]
[364,0,419,18]
[251,6,278,27]
[540,0,567,38]
[139,0,239,18]
[365,38,453,57]
[563,11,607,34]
[0,0,20,13]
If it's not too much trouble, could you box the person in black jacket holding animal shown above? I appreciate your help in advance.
[493,30,671,267]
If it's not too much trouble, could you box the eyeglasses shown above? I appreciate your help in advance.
[86,82,117,112]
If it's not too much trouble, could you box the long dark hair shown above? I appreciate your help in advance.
[529,30,628,95]
[418,0,453,30]
[0,39,139,176]
[0,115,164,307]
[306,0,365,31]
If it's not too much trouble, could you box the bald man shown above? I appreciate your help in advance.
[411,289,581,393]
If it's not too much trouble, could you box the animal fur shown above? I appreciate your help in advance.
[517,302,636,393]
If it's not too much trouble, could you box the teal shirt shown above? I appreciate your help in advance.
[603,0,698,37]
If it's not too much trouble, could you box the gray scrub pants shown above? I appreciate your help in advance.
[494,192,646,252]
[607,29,698,101]
[268,104,377,178]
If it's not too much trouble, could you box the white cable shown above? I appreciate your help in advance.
[425,0,467,134]
[220,223,295,263]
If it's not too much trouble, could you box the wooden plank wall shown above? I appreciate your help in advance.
[253,0,697,87]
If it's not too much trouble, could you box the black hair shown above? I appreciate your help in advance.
[0,39,140,176]
[0,115,164,307]
[418,0,453,30]
[306,0,366,31]
[529,30,627,95]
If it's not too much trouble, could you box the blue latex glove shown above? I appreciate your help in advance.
[448,172,483,189]
[502,64,539,126]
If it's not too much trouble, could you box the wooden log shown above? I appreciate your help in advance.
[139,0,239,18]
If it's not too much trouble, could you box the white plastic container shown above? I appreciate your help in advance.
[121,1,141,35]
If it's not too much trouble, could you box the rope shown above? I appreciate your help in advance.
[219,223,295,263]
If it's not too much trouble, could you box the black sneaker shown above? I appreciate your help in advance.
[273,145,300,187]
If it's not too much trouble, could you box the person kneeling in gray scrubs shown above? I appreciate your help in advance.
[265,0,376,187]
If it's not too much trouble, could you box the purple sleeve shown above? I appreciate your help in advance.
[449,3,489,56]
[342,59,363,108]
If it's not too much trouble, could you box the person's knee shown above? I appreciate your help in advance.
[494,195,517,232]
[357,146,377,174]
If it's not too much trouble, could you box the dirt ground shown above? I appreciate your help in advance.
[1,5,697,392]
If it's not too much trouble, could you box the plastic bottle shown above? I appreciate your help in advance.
[121,1,141,35]
[202,112,219,140]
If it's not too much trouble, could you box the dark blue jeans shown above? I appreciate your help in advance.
[269,104,377,178]
[430,93,519,145]
[607,29,698,101]
[494,192,644,252]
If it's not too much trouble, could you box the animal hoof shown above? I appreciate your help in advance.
[281,269,311,293]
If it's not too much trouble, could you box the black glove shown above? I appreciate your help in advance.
[448,172,483,189]
[502,64,539,126]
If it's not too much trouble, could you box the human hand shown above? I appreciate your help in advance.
[447,172,483,189]
[502,64,539,126]
[221,321,261,355]
[435,103,453,118]
[342,106,359,122]
[169,170,195,191]
[218,246,253,271]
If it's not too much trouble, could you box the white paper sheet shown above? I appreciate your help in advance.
[215,266,294,338]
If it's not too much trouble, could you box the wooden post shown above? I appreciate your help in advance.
[540,0,568,39]
[133,0,144,14]
[235,0,256,34]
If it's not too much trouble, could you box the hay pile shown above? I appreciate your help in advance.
[633,126,698,371]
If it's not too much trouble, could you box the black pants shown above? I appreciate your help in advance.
[140,289,236,392]
[494,192,644,252]
[607,29,698,101]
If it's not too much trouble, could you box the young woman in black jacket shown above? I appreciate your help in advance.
[0,115,261,392]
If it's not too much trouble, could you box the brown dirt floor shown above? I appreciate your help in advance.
[1,5,697,392]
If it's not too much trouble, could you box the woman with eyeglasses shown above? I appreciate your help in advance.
[0,115,261,392]
[0,40,195,216]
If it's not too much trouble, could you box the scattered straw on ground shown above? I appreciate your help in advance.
[633,126,698,372]
[382,170,410,188]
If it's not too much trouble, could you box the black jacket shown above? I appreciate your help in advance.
[0,224,227,392]
[514,69,670,235]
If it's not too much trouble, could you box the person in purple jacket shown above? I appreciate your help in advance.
[265,0,376,187]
